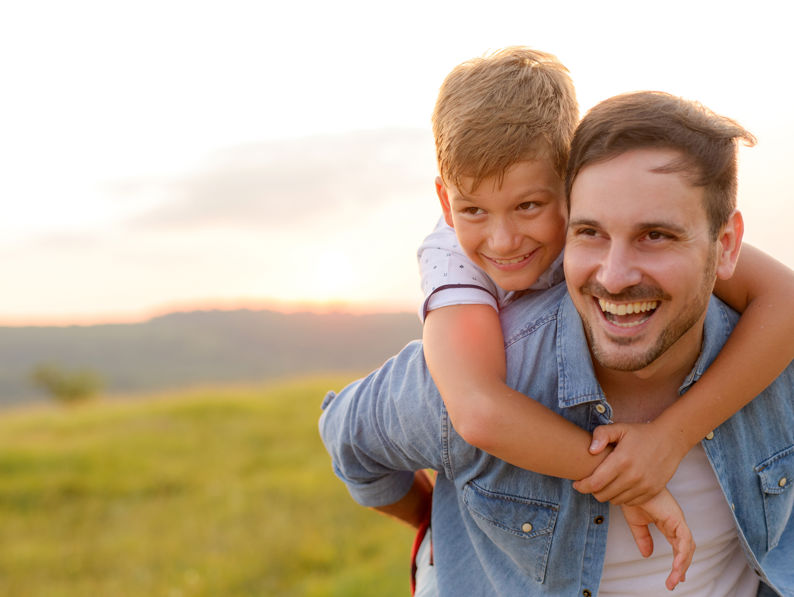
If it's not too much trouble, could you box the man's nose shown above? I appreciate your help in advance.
[595,242,643,294]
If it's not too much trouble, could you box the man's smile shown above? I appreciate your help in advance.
[595,298,660,329]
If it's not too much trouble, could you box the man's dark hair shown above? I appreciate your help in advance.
[565,91,756,238]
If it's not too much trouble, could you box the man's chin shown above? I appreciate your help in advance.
[586,327,659,371]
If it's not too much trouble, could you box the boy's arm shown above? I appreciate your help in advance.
[576,244,794,504]
[423,303,610,479]
[372,470,434,529]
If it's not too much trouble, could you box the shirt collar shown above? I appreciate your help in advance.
[555,293,734,409]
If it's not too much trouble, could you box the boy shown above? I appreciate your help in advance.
[419,47,794,512]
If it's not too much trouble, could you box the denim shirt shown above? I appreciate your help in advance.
[319,283,794,596]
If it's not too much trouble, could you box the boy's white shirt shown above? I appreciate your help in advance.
[417,218,564,321]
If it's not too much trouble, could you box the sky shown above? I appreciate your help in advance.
[2,1,793,325]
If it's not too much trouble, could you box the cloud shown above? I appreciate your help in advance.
[122,128,435,231]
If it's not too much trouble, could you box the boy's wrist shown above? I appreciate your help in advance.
[648,413,697,458]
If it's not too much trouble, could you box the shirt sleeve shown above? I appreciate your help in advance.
[417,218,503,322]
[318,341,448,507]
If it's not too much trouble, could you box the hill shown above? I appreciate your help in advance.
[0,309,422,406]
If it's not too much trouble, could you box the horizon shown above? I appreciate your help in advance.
[0,297,420,328]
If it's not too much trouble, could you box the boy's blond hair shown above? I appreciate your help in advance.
[432,46,578,191]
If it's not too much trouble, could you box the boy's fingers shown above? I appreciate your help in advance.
[573,459,620,494]
[589,424,623,453]
[626,521,654,558]
[660,521,695,591]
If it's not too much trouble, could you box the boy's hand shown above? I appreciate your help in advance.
[620,488,694,591]
[573,421,689,505]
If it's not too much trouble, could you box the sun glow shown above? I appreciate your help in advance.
[312,249,357,303]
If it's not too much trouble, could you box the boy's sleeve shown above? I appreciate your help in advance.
[318,340,447,507]
[417,218,502,322]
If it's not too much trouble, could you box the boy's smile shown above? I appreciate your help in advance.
[436,159,567,292]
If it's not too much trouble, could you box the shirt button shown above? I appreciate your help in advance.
[583,590,592,597]
[595,404,606,414]
[705,431,715,440]
[779,477,788,488]
[521,522,533,533]
[594,515,605,525]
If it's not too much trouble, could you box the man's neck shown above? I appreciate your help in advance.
[593,324,705,424]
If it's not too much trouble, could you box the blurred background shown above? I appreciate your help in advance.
[1,1,792,595]
[3,0,793,327]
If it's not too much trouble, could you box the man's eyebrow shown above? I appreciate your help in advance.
[567,217,689,235]
[637,221,688,235]
[567,217,600,228]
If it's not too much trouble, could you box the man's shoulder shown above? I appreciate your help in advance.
[499,282,568,347]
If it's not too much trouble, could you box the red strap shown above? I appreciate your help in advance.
[410,509,432,595]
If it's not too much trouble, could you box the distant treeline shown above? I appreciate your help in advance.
[0,309,421,406]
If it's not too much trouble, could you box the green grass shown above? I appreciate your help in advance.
[0,376,415,596]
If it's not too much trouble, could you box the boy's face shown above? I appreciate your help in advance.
[437,159,567,291]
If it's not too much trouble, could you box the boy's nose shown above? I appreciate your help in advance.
[487,221,522,255]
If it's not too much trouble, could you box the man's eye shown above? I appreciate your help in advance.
[647,231,671,241]
[576,227,598,237]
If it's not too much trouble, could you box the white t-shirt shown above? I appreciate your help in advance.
[417,218,564,321]
[598,444,759,596]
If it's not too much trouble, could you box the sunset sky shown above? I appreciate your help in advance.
[3,1,793,325]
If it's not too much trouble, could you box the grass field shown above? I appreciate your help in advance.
[0,376,415,596]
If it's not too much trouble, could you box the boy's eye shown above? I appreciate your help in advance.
[462,207,485,216]
[517,201,540,211]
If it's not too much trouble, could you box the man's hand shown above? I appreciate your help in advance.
[620,488,694,591]
[573,421,689,505]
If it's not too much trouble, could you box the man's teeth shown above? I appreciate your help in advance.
[598,299,659,316]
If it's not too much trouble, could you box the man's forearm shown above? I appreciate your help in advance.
[372,470,434,529]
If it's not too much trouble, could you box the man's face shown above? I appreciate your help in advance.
[437,159,567,292]
[564,148,722,372]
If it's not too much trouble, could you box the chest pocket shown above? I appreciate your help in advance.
[755,444,794,551]
[462,481,559,583]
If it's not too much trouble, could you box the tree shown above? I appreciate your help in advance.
[30,363,103,404]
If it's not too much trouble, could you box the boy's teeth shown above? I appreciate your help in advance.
[598,299,659,315]
[493,254,527,264]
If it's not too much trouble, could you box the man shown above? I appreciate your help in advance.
[320,91,794,596]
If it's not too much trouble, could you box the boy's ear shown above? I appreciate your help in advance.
[435,177,454,228]
[716,210,744,280]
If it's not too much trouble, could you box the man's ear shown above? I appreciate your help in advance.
[435,177,454,228]
[716,210,744,280]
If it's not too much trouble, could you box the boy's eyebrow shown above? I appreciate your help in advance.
[457,185,559,203]
[454,191,478,203]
